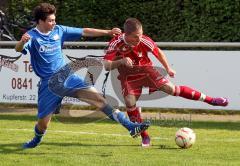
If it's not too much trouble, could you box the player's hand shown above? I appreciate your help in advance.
[121,57,133,68]
[167,68,176,78]
[109,28,122,36]
[20,33,31,44]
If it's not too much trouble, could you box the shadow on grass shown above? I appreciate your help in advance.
[0,142,142,156]
[43,142,140,147]
[157,144,179,150]
[42,142,180,151]
[0,143,26,154]
[1,114,240,131]
[0,142,179,155]
[0,143,114,157]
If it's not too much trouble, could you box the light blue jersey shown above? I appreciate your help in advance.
[22,25,83,79]
[21,25,91,118]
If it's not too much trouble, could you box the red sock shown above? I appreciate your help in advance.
[127,107,149,138]
[174,86,213,103]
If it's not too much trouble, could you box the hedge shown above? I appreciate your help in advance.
[5,0,240,42]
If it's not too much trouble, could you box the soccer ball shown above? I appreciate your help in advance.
[175,127,196,149]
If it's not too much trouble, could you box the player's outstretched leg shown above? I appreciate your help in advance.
[127,107,151,147]
[101,104,150,138]
[23,125,45,149]
[174,86,229,106]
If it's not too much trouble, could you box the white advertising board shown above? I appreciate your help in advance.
[0,49,239,110]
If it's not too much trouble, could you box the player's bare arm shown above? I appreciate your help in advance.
[82,27,121,37]
[103,57,133,71]
[15,33,31,52]
[157,48,176,78]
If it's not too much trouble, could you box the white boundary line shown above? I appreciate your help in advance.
[4,128,169,140]
[3,128,240,142]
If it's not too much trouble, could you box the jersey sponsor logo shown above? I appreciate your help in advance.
[39,45,61,53]
[39,45,46,52]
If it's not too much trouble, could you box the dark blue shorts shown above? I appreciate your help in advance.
[37,65,92,119]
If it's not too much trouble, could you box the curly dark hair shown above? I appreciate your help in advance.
[33,3,56,23]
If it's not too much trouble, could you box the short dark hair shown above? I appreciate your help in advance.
[124,18,142,34]
[33,3,56,23]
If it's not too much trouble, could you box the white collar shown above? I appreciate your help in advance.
[35,27,51,36]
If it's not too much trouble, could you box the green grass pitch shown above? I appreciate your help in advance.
[0,113,240,166]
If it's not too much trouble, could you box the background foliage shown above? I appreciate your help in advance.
[5,0,240,41]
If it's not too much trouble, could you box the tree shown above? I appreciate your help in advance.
[0,0,8,12]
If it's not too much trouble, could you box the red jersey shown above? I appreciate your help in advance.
[104,34,159,80]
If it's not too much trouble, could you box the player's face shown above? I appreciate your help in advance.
[40,14,56,31]
[125,28,143,46]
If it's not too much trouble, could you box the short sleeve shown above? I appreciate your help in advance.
[142,35,159,58]
[104,50,117,61]
[152,45,159,58]
[60,25,83,41]
[104,41,118,61]
[21,39,32,55]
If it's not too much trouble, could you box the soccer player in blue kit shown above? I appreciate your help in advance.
[15,3,150,149]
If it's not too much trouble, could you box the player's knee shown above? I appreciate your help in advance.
[98,100,107,109]
[125,100,136,108]
[159,84,175,95]
[99,95,107,103]
[92,96,107,109]
[173,85,180,96]
[97,95,107,106]
[124,96,137,107]
[125,101,132,107]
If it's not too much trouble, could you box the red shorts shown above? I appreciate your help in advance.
[119,67,169,97]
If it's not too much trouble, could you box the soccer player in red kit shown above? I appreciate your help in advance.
[103,18,229,147]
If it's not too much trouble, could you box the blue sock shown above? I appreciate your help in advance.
[23,125,45,149]
[101,104,135,131]
[101,104,115,121]
[33,125,45,143]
